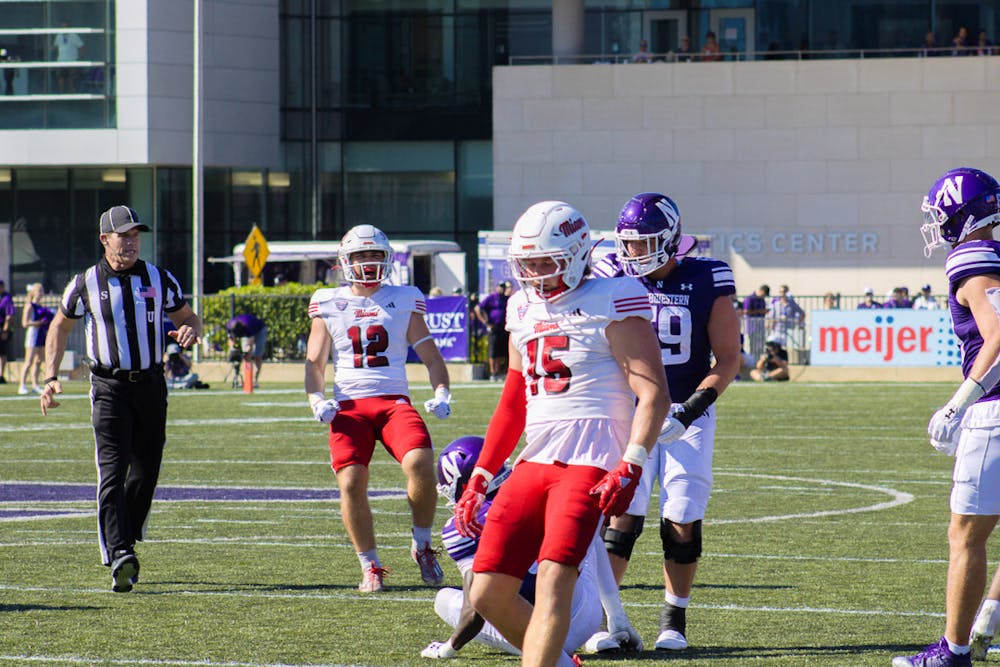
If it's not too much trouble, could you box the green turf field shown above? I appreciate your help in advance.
[0,378,978,666]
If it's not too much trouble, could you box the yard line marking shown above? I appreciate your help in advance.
[709,472,913,524]
[0,655,396,667]
[0,584,945,619]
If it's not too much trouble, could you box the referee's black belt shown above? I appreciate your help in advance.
[90,364,164,382]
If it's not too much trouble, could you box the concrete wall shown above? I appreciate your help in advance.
[0,0,280,169]
[492,57,1000,297]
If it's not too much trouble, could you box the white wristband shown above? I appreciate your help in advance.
[950,378,986,411]
[471,466,494,484]
[434,386,451,403]
[622,443,648,466]
[307,392,326,409]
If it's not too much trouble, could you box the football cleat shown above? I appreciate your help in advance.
[892,637,972,667]
[969,630,992,662]
[358,565,389,593]
[655,603,688,650]
[583,630,620,654]
[110,550,139,593]
[412,544,445,585]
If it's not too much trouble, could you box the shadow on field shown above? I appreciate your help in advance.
[583,644,919,661]
[1,603,100,612]
[622,582,794,592]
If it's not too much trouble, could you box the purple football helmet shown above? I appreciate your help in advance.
[435,436,511,505]
[615,192,682,276]
[921,167,1000,256]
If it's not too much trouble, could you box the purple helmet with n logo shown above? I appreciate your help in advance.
[615,192,682,276]
[435,436,511,506]
[921,167,1000,257]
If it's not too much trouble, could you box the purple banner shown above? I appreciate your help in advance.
[408,295,469,362]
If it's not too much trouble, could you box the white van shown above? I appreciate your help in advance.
[209,239,466,295]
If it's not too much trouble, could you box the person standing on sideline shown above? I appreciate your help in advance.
[453,201,679,667]
[39,205,203,593]
[474,280,510,381]
[0,279,14,383]
[225,312,267,388]
[591,192,742,650]
[304,224,452,593]
[741,284,769,357]
[892,167,1000,667]
[18,283,52,394]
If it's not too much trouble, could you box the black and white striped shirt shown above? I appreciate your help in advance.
[59,257,186,370]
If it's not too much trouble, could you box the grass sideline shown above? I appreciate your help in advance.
[0,379,980,666]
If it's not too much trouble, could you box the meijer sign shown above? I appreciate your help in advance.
[810,310,959,367]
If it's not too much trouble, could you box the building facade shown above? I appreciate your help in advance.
[0,0,997,294]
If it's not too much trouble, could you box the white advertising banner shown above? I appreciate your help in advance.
[810,309,960,367]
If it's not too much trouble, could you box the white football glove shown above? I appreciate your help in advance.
[421,640,457,659]
[928,404,963,456]
[308,393,340,424]
[424,387,452,420]
[658,407,686,445]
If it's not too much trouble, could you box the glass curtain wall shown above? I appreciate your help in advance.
[0,0,116,129]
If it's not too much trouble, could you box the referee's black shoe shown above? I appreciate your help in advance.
[111,549,140,593]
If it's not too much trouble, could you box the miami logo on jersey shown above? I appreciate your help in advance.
[354,309,379,318]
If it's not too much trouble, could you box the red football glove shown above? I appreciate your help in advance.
[590,458,643,518]
[454,470,492,537]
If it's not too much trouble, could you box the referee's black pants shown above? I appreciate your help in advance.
[91,372,168,565]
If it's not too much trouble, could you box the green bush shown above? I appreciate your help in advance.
[201,283,323,361]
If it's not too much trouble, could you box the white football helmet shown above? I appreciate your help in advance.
[339,224,393,285]
[508,201,591,300]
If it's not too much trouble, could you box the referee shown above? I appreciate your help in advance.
[40,205,203,593]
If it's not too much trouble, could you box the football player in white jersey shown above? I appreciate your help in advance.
[304,224,453,593]
[452,201,682,667]
[591,192,741,651]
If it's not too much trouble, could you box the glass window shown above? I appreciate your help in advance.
[0,1,115,129]
[344,141,454,236]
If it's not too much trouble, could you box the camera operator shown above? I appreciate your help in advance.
[750,335,789,382]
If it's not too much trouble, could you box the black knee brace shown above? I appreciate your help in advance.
[660,518,702,564]
[602,516,645,560]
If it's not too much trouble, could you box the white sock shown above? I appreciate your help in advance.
[357,549,380,572]
[664,591,690,608]
[946,638,970,655]
[412,526,432,550]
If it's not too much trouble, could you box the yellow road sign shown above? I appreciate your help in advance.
[243,225,270,284]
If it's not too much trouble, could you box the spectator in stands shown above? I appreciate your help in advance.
[632,39,654,63]
[765,284,804,348]
[976,30,994,56]
[912,283,941,310]
[750,335,790,382]
[952,26,970,55]
[919,31,942,57]
[823,292,839,309]
[742,284,769,357]
[882,286,913,309]
[428,286,444,297]
[857,287,881,309]
[225,313,267,389]
[701,31,722,61]
[52,20,84,93]
[668,35,694,62]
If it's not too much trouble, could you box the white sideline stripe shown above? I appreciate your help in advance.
[0,656,391,667]
[0,584,944,619]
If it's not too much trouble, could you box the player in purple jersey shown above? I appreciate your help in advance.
[591,192,742,651]
[893,167,1000,667]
